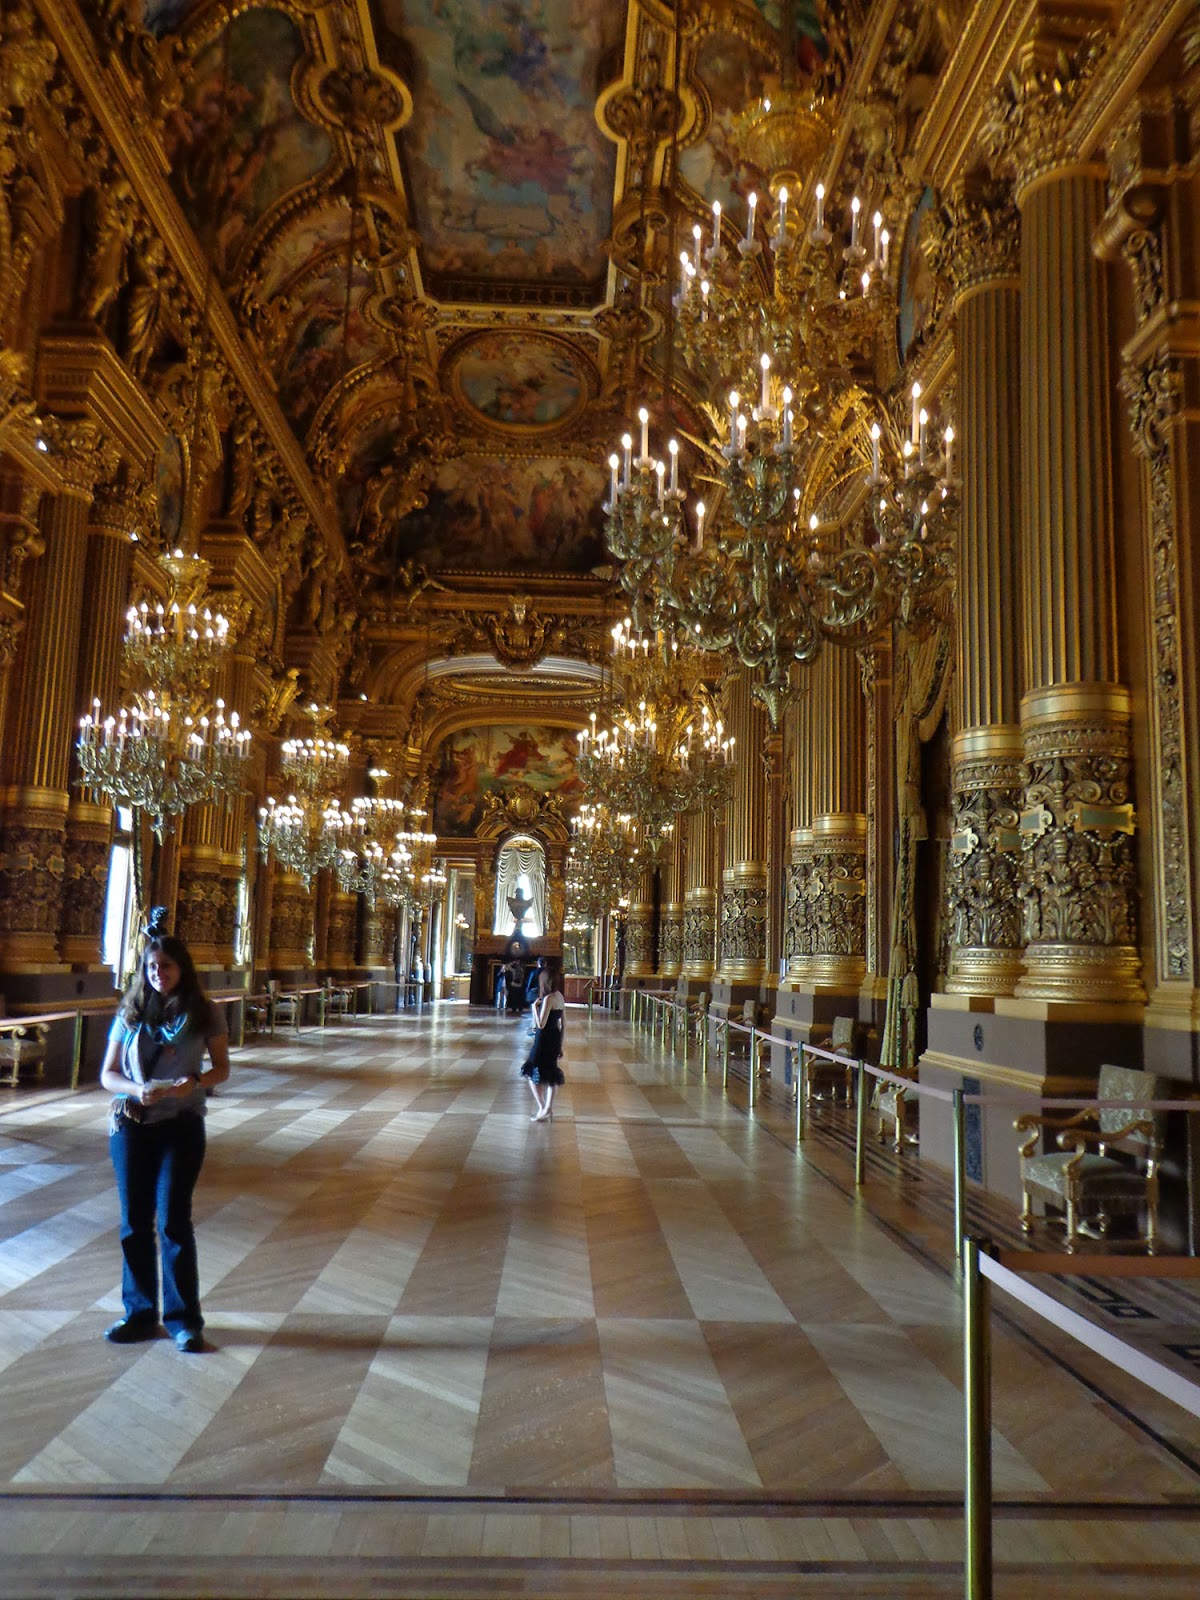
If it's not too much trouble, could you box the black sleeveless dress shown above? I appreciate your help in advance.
[520,1001,565,1087]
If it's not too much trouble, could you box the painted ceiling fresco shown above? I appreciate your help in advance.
[163,8,332,274]
[448,333,591,430]
[385,457,608,576]
[371,0,623,287]
[432,724,582,837]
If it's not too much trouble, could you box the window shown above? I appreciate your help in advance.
[101,807,138,983]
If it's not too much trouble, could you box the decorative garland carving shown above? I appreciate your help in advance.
[624,903,655,971]
[809,842,866,959]
[658,904,683,973]
[682,896,716,973]
[719,879,767,968]
[945,749,1024,990]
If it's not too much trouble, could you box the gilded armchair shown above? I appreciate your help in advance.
[1015,1064,1168,1253]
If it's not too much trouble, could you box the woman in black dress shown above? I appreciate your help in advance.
[520,966,565,1122]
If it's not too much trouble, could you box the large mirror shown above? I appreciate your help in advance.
[493,835,546,937]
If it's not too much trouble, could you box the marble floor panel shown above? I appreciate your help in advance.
[0,1003,1196,1596]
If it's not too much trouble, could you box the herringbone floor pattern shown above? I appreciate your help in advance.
[0,1003,1196,1596]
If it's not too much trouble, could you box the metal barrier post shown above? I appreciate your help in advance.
[721,1019,729,1090]
[747,1025,756,1110]
[681,1006,689,1066]
[795,1047,806,1144]
[963,1237,994,1600]
[854,1060,868,1187]
[234,998,245,1051]
[953,1086,967,1265]
[701,1014,709,1076]
[70,1010,85,1090]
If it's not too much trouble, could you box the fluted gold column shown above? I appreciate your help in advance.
[60,486,133,964]
[803,644,867,990]
[682,807,717,982]
[624,861,657,978]
[717,669,767,985]
[943,178,1025,996]
[0,445,106,970]
[784,678,815,983]
[658,818,685,980]
[1014,162,1142,1005]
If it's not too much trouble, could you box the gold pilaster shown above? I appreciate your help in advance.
[786,827,814,984]
[624,863,656,977]
[267,867,313,971]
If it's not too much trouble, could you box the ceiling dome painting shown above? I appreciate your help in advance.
[371,0,624,292]
[449,333,591,431]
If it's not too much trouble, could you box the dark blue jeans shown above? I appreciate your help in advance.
[110,1112,207,1335]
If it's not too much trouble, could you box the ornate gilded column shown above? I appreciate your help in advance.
[267,868,312,971]
[988,24,1143,1006]
[1099,94,1200,1032]
[806,644,867,991]
[624,861,656,978]
[0,423,116,970]
[682,808,717,983]
[659,816,686,981]
[716,669,767,986]
[943,177,1025,996]
[60,479,136,966]
[325,888,357,972]
[783,677,814,982]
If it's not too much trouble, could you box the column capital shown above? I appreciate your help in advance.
[38,417,122,501]
[980,20,1113,204]
[945,176,1021,304]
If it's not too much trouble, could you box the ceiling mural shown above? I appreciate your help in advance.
[677,29,774,214]
[371,0,624,289]
[142,0,203,36]
[385,457,608,576]
[276,259,381,438]
[164,9,333,274]
[256,201,354,301]
[432,724,582,837]
[448,333,591,431]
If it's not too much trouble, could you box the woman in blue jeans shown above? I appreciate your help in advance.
[99,911,230,1353]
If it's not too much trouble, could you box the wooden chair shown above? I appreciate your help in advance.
[875,1068,918,1150]
[1015,1063,1170,1253]
[268,985,301,1035]
[803,1015,857,1107]
[324,984,353,1023]
[0,1021,49,1088]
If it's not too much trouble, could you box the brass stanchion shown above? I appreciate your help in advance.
[953,1086,968,1266]
[854,1060,868,1186]
[747,1025,756,1111]
[795,1046,806,1144]
[721,1019,729,1090]
[70,1011,84,1092]
[963,1236,994,1600]
[700,1014,709,1076]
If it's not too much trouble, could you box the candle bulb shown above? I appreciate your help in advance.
[728,388,739,441]
[850,196,861,250]
[607,452,619,504]
[910,381,922,446]
[668,437,679,495]
[711,198,722,257]
[621,432,632,487]
[873,209,882,263]
[944,425,955,479]
[737,413,748,452]
[919,407,928,464]
[861,270,870,296]
[870,421,881,482]
[694,500,706,553]
[655,459,665,507]
[638,405,650,463]
[745,191,757,246]
[815,181,825,232]
[759,351,771,413]
[783,407,793,449]
[881,227,890,270]
[774,184,788,247]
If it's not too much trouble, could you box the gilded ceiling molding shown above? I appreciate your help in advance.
[36,0,344,560]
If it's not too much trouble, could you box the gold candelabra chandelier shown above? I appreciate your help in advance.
[335,796,407,900]
[575,623,733,833]
[77,549,251,838]
[258,704,354,889]
[565,803,648,926]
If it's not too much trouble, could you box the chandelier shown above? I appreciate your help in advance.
[339,839,413,905]
[576,623,733,833]
[565,803,646,925]
[335,796,407,899]
[77,549,251,838]
[258,705,353,888]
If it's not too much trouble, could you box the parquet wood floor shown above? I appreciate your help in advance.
[0,1003,1197,1597]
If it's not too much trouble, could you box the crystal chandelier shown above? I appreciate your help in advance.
[335,796,407,898]
[565,803,646,925]
[575,623,733,833]
[76,549,251,838]
[396,810,438,883]
[258,705,353,888]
